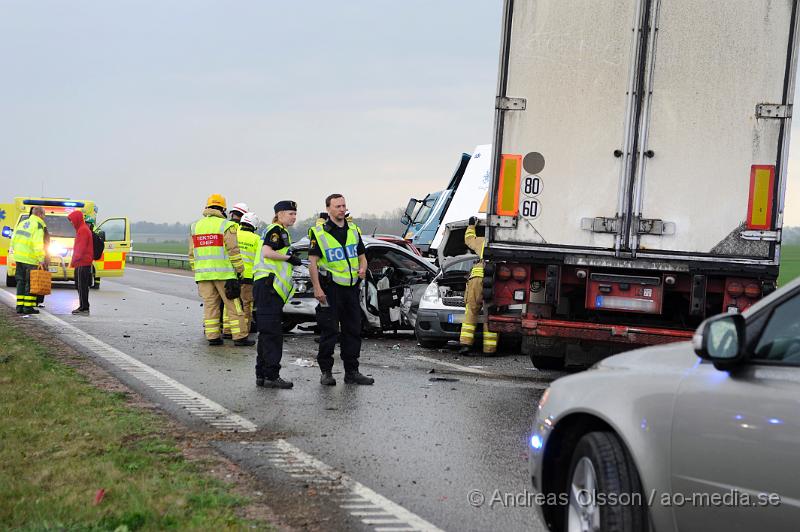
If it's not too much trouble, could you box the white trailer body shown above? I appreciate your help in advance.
[483,0,800,370]
[489,0,797,267]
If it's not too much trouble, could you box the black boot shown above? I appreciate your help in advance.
[16,306,23,314]
[457,345,475,356]
[24,307,40,315]
[344,372,374,385]
[233,337,255,347]
[264,377,294,389]
[256,378,265,387]
[222,333,233,340]
[320,372,336,386]
[208,338,224,346]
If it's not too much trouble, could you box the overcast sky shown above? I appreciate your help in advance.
[1,0,799,227]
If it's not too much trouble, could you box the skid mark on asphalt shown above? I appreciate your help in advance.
[0,287,444,531]
[246,440,444,532]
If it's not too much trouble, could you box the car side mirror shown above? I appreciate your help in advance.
[693,313,747,371]
[401,213,411,225]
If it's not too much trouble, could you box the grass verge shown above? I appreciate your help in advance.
[0,312,271,531]
[778,244,800,286]
[131,241,188,254]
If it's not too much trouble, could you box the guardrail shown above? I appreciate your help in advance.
[127,251,191,270]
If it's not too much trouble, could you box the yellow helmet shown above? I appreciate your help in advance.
[206,194,226,209]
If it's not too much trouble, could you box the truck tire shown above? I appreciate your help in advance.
[564,431,647,532]
[523,336,565,371]
[6,273,16,288]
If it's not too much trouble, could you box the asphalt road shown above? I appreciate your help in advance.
[2,266,566,531]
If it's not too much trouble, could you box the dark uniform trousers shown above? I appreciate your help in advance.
[254,276,285,380]
[316,279,362,374]
[15,263,35,311]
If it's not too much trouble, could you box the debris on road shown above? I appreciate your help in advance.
[429,377,459,383]
[291,358,316,367]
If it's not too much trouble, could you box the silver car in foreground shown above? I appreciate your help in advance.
[530,277,800,532]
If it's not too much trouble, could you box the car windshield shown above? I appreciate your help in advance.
[19,214,76,238]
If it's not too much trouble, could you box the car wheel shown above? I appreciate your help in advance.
[6,273,17,287]
[565,431,647,532]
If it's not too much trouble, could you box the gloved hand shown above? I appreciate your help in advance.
[287,254,303,266]
[468,216,477,226]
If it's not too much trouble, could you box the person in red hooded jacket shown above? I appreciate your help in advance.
[68,211,94,315]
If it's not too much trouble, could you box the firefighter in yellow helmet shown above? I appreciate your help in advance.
[458,216,498,355]
[189,194,255,347]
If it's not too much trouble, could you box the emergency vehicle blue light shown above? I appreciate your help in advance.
[1,226,11,238]
[530,434,543,450]
[768,418,783,425]
[22,199,85,208]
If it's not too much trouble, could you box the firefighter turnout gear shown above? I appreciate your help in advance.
[222,220,260,336]
[10,213,46,313]
[459,223,498,354]
[189,206,249,343]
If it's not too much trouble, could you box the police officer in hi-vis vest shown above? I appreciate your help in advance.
[189,194,255,347]
[308,194,374,386]
[253,201,302,389]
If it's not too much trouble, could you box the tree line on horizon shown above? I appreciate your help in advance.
[132,207,408,242]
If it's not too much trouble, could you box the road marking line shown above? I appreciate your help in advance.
[1,287,443,531]
[407,354,493,376]
[266,440,444,531]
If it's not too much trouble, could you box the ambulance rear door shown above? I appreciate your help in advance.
[0,203,14,268]
[94,217,131,278]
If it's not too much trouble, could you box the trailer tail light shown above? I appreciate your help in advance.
[497,265,512,280]
[512,266,527,281]
[496,154,522,216]
[746,165,775,230]
[723,277,763,313]
[744,283,761,299]
[726,281,744,297]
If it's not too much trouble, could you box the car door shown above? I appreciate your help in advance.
[94,217,131,278]
[670,288,800,531]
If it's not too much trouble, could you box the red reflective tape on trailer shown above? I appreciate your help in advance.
[192,234,222,247]
[747,165,775,230]
[496,154,522,216]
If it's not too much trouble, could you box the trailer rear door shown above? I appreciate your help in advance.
[491,0,642,253]
[633,0,797,261]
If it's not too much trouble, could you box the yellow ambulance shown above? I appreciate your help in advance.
[1,197,130,288]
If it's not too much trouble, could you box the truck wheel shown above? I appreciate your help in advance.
[564,431,647,532]
[523,336,565,370]
[6,273,17,288]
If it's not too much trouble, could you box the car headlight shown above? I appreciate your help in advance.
[421,282,441,304]
[48,242,69,257]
